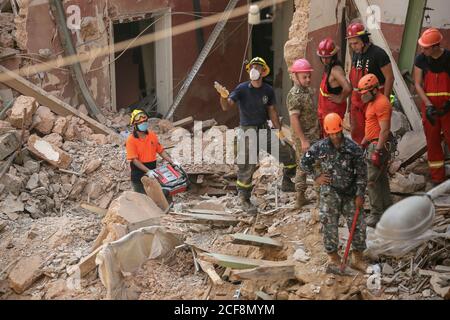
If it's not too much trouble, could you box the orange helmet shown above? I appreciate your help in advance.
[358,74,379,94]
[323,113,343,134]
[418,28,443,48]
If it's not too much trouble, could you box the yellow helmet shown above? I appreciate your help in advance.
[130,109,148,125]
[245,57,270,77]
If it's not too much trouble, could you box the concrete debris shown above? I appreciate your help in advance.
[0,195,24,216]
[52,117,68,135]
[8,255,44,294]
[293,247,311,263]
[26,173,39,190]
[33,106,56,135]
[82,158,102,174]
[390,172,426,194]
[42,133,63,148]
[23,160,40,174]
[9,96,38,129]
[102,191,163,233]
[0,131,20,160]
[27,134,72,169]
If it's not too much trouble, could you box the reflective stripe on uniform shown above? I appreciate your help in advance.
[320,87,329,97]
[425,92,450,97]
[283,164,297,169]
[236,180,252,189]
[288,110,300,116]
[428,160,444,169]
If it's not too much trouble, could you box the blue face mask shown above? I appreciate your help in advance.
[137,122,149,132]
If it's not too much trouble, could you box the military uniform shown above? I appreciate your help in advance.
[286,85,320,193]
[301,137,367,253]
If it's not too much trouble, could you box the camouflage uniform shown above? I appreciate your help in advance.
[286,85,320,193]
[301,136,367,253]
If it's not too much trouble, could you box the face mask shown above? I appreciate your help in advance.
[137,122,149,132]
[361,91,374,104]
[249,68,261,81]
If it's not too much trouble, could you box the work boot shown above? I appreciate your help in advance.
[326,252,341,268]
[365,214,380,228]
[350,251,368,272]
[281,176,295,192]
[239,194,257,215]
[294,191,307,209]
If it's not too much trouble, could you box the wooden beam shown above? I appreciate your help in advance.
[230,233,283,248]
[229,264,296,281]
[196,258,224,286]
[172,212,239,226]
[0,65,118,137]
[199,252,294,269]
[172,116,194,128]
[67,245,104,277]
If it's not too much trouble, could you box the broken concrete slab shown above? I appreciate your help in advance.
[230,264,296,281]
[192,200,226,212]
[32,106,56,135]
[0,131,19,160]
[395,130,427,167]
[200,252,294,269]
[230,233,283,248]
[8,255,44,294]
[27,134,72,169]
[187,208,230,215]
[8,95,38,129]
[102,191,164,232]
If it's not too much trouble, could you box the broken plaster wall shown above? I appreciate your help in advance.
[17,0,247,126]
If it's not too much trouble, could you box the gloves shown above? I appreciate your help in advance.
[435,100,450,117]
[371,149,383,168]
[146,170,157,178]
[426,105,437,126]
[361,140,369,150]
[214,81,229,99]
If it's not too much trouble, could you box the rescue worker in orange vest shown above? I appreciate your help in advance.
[126,109,176,194]
[359,74,393,227]
[346,22,394,145]
[316,37,352,138]
[414,28,450,185]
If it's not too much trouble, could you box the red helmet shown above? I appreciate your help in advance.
[346,22,370,39]
[317,37,339,57]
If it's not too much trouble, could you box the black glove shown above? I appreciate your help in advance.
[426,105,437,126]
[436,100,450,117]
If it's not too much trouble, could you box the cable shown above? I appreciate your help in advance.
[239,24,253,82]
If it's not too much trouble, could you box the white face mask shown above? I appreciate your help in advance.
[249,68,261,81]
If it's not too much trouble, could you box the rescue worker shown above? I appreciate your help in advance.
[346,22,394,144]
[316,37,352,137]
[214,57,297,213]
[301,113,367,272]
[126,109,176,194]
[286,58,320,208]
[414,28,450,185]
[359,74,393,227]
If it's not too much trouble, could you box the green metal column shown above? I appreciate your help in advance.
[398,0,427,75]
